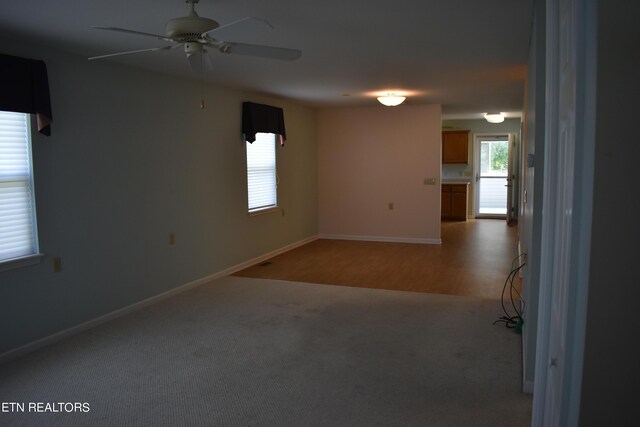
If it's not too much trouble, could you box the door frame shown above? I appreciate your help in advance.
[531,0,596,424]
[506,133,519,224]
[473,133,513,219]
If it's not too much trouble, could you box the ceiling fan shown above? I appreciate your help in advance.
[88,0,302,71]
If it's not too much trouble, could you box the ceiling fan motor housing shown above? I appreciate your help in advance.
[165,16,218,41]
[184,42,204,55]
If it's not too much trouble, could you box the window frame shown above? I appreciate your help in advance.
[245,132,279,215]
[0,111,42,272]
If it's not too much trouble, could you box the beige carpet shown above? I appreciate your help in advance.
[0,276,531,426]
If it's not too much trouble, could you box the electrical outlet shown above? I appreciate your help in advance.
[388,202,394,210]
[53,257,62,273]
[423,178,437,185]
[169,232,176,245]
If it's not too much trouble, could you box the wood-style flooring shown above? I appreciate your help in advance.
[233,219,519,300]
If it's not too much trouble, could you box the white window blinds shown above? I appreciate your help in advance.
[246,133,277,212]
[0,111,38,261]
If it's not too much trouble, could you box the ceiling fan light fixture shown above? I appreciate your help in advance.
[377,94,406,107]
[484,112,505,123]
[88,1,302,64]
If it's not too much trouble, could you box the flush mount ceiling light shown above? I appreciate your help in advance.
[484,112,505,123]
[377,93,406,107]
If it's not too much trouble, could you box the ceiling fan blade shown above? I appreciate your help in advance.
[88,45,173,61]
[92,26,172,42]
[221,42,302,61]
[204,17,273,41]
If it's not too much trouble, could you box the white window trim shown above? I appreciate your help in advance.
[0,254,44,272]
[246,132,279,214]
[0,111,42,271]
[247,206,281,217]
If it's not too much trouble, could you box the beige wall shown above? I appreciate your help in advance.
[318,104,441,243]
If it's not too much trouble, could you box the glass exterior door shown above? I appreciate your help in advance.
[477,138,508,216]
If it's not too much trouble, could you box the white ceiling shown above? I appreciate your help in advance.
[0,0,534,118]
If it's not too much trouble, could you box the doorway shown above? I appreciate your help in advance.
[474,134,512,218]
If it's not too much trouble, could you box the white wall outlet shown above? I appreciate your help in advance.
[423,178,437,185]
[53,256,62,273]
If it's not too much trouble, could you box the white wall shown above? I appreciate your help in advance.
[0,36,318,355]
[318,104,442,243]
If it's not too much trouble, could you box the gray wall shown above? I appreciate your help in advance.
[0,37,318,355]
[580,1,640,424]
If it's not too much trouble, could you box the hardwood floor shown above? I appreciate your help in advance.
[233,219,519,299]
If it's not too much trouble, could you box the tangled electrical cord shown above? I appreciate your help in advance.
[493,254,526,332]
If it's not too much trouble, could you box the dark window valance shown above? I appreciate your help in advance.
[242,101,286,146]
[0,53,53,136]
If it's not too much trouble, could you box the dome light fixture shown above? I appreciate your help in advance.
[484,112,505,123]
[377,93,406,107]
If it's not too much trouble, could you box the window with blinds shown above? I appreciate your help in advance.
[0,111,39,263]
[246,132,277,213]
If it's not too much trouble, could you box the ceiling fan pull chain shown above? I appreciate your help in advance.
[200,54,205,109]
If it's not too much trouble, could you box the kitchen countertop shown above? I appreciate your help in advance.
[442,180,471,185]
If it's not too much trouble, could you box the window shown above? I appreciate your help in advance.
[246,132,277,213]
[0,110,40,266]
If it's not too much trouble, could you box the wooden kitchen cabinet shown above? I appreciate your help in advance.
[442,130,470,164]
[441,187,452,217]
[441,183,468,221]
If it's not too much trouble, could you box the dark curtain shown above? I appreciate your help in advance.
[0,53,53,136]
[242,102,286,146]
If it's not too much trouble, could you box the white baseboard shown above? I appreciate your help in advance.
[319,233,441,245]
[0,278,207,364]
[0,234,319,364]
[217,234,319,276]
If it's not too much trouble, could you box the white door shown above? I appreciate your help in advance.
[474,134,510,218]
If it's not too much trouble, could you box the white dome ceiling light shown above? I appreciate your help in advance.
[377,93,406,107]
[484,113,505,123]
